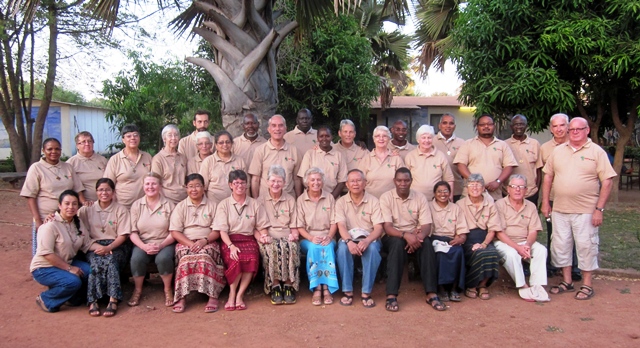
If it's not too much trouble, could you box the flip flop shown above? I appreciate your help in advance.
[361,296,376,308]
[35,295,50,313]
[385,297,399,312]
[340,294,354,306]
[235,302,247,310]
[224,301,235,311]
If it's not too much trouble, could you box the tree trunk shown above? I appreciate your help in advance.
[609,93,640,204]
[187,0,297,136]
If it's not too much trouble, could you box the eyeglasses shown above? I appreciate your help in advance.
[467,183,483,188]
[568,127,588,132]
[217,140,232,145]
[124,133,140,139]
[97,188,113,193]
[197,142,213,147]
[508,184,526,190]
[231,181,247,186]
[186,185,203,190]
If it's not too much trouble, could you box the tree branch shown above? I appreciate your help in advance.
[195,1,257,55]
[235,29,276,88]
[193,27,243,68]
[186,57,253,112]
[274,21,298,49]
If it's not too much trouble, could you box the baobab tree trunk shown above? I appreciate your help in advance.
[609,93,640,204]
[187,0,298,136]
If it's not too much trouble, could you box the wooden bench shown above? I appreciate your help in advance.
[0,172,27,189]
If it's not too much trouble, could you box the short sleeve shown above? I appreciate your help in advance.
[212,201,231,232]
[416,193,433,226]
[169,201,185,232]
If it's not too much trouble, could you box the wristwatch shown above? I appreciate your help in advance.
[595,207,604,212]
[495,179,501,184]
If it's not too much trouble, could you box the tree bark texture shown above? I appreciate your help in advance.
[187,0,297,136]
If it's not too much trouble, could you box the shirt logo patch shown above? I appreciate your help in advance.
[580,156,596,162]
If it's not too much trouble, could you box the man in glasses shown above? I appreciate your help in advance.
[505,115,543,205]
[541,117,616,300]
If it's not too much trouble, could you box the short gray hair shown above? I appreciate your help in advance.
[267,164,286,182]
[303,167,325,187]
[508,174,527,186]
[268,114,286,126]
[373,125,391,139]
[467,173,485,186]
[161,124,180,142]
[195,131,212,142]
[416,125,435,139]
[549,113,569,125]
[339,119,355,132]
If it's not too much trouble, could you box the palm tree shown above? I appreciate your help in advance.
[413,0,461,77]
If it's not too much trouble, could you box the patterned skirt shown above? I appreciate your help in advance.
[431,235,466,290]
[174,242,226,301]
[221,234,260,284]
[300,240,339,293]
[87,240,129,303]
[463,228,500,289]
[258,238,300,294]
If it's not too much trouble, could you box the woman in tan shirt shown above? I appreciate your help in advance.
[405,125,454,201]
[66,131,108,203]
[170,173,226,313]
[357,126,405,198]
[152,124,188,204]
[187,131,214,174]
[128,173,176,307]
[429,181,468,302]
[257,165,300,305]
[31,190,96,313]
[200,130,247,203]
[78,178,131,317]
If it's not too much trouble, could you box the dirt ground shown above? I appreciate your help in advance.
[1,186,639,347]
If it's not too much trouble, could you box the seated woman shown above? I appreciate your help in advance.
[428,181,468,302]
[456,174,501,300]
[78,178,131,317]
[170,174,226,313]
[31,190,96,313]
[257,165,301,305]
[297,167,339,306]
[128,172,176,307]
[213,170,271,311]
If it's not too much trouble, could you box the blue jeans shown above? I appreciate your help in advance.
[32,260,91,312]
[336,240,381,294]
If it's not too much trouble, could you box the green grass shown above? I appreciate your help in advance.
[537,206,640,271]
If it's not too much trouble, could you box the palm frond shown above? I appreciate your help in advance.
[413,0,460,76]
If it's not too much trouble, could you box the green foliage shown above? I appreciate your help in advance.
[101,51,222,154]
[276,15,379,130]
[24,81,86,105]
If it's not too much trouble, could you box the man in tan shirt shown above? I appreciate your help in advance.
[379,168,443,312]
[333,119,368,171]
[178,110,210,160]
[335,169,384,307]
[283,109,317,156]
[495,175,547,292]
[388,120,416,160]
[454,114,518,200]
[506,115,543,204]
[249,115,303,198]
[541,117,616,300]
[232,113,267,166]
[434,113,465,201]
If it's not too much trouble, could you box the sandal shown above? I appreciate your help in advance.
[427,296,447,311]
[575,285,595,300]
[311,289,322,306]
[361,296,376,308]
[172,299,185,313]
[550,281,575,294]
[103,301,117,317]
[438,291,450,302]
[340,294,354,306]
[164,290,174,307]
[450,291,462,302]
[204,298,218,313]
[478,287,491,300]
[127,290,142,307]
[89,302,100,317]
[35,295,50,313]
[235,302,247,310]
[224,301,235,311]
[322,288,333,305]
[385,297,399,312]
[465,288,478,299]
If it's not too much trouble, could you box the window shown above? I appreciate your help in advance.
[430,114,443,126]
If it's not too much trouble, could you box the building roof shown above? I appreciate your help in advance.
[25,98,109,111]
[371,95,466,109]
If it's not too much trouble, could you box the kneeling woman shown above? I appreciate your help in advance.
[297,167,339,306]
[79,178,131,317]
[128,172,176,307]
[31,190,96,312]
[213,170,270,311]
[428,181,468,302]
[170,174,226,313]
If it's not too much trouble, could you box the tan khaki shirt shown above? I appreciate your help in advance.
[30,213,93,272]
[296,191,336,237]
[379,189,432,233]
[542,139,617,213]
[297,147,347,193]
[540,137,565,201]
[453,136,518,200]
[248,140,301,197]
[232,134,267,166]
[429,200,469,238]
[66,152,108,201]
[506,136,543,197]
[187,154,209,175]
[333,141,368,171]
[404,147,454,200]
[169,196,217,240]
[335,192,384,233]
[199,153,247,203]
[387,141,416,161]
[495,196,542,243]
[178,131,198,161]
[456,196,502,232]
[212,196,271,236]
[103,150,153,209]
[78,201,131,241]
[152,149,188,204]
[434,132,466,196]
[21,159,84,219]
[283,126,317,156]
[130,196,175,244]
[357,150,405,198]
[257,192,299,239]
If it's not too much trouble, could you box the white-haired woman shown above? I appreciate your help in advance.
[187,131,214,174]
[357,126,405,198]
[297,167,339,306]
[404,125,454,201]
[151,124,188,204]
[257,165,301,305]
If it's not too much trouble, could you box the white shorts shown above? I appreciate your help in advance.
[550,212,599,271]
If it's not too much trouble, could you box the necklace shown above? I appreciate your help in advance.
[63,219,79,243]
[233,203,246,218]
[124,150,139,173]
[98,208,109,233]
[270,198,280,218]
[45,164,62,180]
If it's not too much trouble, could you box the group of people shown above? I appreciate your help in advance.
[23,108,616,316]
